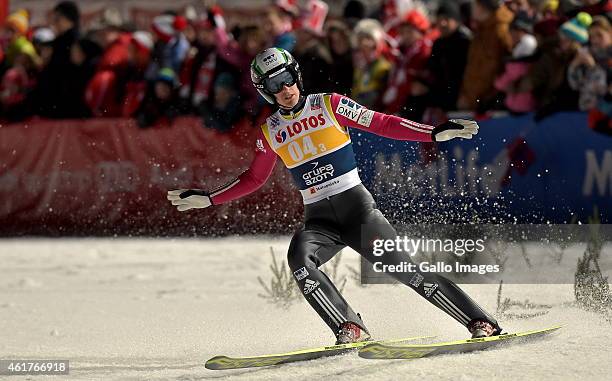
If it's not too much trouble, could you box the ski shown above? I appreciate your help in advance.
[358,325,562,360]
[205,335,433,370]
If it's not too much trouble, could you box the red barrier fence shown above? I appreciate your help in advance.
[0,117,303,236]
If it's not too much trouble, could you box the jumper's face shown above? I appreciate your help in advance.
[273,83,300,109]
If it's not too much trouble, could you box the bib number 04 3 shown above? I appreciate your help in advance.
[287,136,326,161]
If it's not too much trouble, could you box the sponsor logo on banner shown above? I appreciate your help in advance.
[303,278,320,294]
[335,97,363,122]
[274,114,326,143]
[303,162,335,185]
[423,282,438,297]
[357,109,375,127]
[255,139,266,153]
[409,273,424,288]
[293,267,309,281]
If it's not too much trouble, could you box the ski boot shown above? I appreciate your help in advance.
[335,322,371,345]
[468,320,500,338]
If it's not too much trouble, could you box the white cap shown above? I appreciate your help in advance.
[512,34,537,59]
[132,31,153,52]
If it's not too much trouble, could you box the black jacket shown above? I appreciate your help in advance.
[426,26,472,110]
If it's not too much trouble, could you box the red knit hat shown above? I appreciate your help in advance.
[402,9,430,32]
[173,15,188,31]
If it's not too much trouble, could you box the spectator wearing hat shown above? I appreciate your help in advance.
[31,28,55,68]
[568,13,608,111]
[494,11,538,113]
[265,1,298,52]
[200,71,242,132]
[149,13,191,78]
[216,24,268,116]
[523,11,586,120]
[178,11,236,114]
[31,0,81,118]
[85,31,153,117]
[458,0,514,112]
[423,1,472,114]
[3,9,40,68]
[352,19,392,109]
[382,9,432,119]
[64,38,102,117]
[136,67,181,128]
[583,15,612,134]
[325,20,354,97]
[120,31,155,117]
[0,11,40,121]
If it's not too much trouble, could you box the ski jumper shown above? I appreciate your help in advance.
[210,93,501,337]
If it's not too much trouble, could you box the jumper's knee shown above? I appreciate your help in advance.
[287,230,317,272]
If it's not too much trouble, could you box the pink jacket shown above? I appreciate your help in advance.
[494,61,535,113]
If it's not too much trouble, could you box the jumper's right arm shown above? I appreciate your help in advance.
[167,129,277,211]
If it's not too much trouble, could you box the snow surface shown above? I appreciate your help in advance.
[1,238,611,381]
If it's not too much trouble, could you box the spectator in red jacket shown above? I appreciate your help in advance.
[382,9,432,119]
[85,31,153,117]
[178,13,235,114]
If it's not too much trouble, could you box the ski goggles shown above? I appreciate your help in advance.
[262,69,297,94]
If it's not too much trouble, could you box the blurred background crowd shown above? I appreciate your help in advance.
[0,0,611,134]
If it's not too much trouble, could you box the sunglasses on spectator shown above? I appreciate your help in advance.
[263,70,297,94]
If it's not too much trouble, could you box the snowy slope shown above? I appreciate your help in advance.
[0,238,610,380]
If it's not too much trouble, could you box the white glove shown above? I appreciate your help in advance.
[432,119,479,142]
[167,189,212,212]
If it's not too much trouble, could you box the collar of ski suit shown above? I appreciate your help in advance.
[278,94,307,120]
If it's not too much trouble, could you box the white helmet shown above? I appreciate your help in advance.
[250,47,304,104]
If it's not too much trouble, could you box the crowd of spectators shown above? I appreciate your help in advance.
[0,0,611,134]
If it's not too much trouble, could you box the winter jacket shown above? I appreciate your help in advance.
[382,38,431,114]
[425,25,472,111]
[495,60,536,113]
[459,5,514,110]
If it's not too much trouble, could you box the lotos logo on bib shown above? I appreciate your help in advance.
[275,114,326,143]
